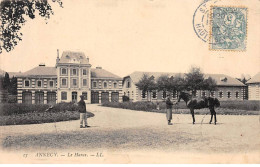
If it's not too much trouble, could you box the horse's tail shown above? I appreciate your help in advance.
[214,98,220,108]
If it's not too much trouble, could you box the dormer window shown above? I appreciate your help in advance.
[66,55,70,59]
[221,77,227,82]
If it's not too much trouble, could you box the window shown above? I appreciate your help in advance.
[37,80,42,87]
[202,91,206,97]
[163,91,167,99]
[61,68,67,75]
[142,91,146,98]
[103,82,107,88]
[152,91,157,99]
[236,92,239,98]
[113,82,117,88]
[219,91,223,98]
[61,92,67,100]
[172,91,176,98]
[72,69,77,75]
[83,69,87,75]
[24,80,30,87]
[83,79,87,87]
[227,91,231,98]
[127,81,131,88]
[49,80,54,87]
[82,92,88,100]
[61,78,67,86]
[210,91,214,97]
[93,81,97,88]
[72,79,77,86]
[192,90,197,97]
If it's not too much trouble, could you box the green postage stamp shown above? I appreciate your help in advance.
[209,6,247,51]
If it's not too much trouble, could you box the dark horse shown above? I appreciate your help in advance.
[178,92,220,124]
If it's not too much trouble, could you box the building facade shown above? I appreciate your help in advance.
[122,71,246,102]
[17,51,122,104]
[246,72,260,100]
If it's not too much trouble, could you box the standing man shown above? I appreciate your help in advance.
[78,95,90,128]
[165,94,177,125]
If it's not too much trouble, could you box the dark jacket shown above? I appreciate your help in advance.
[166,97,173,109]
[78,100,86,113]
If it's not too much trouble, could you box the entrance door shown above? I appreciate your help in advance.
[111,92,119,102]
[72,92,77,103]
[101,92,109,103]
[47,92,56,105]
[91,92,99,103]
[22,91,32,104]
[35,92,44,104]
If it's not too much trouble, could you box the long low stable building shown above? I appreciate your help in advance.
[16,51,123,104]
[122,71,246,102]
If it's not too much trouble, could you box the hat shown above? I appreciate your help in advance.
[80,95,85,98]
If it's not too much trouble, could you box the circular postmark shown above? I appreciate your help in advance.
[193,0,220,43]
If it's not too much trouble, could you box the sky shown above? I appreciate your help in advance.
[0,0,259,79]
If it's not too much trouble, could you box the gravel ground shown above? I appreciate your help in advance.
[0,104,259,163]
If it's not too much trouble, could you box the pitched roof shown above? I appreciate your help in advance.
[204,74,245,86]
[246,72,260,84]
[58,51,89,64]
[126,71,245,86]
[0,69,22,77]
[91,68,122,79]
[19,66,56,77]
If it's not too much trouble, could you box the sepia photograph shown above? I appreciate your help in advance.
[0,0,259,164]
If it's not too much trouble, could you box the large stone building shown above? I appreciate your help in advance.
[16,51,122,104]
[247,72,260,100]
[122,71,246,102]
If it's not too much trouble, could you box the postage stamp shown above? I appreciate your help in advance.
[209,6,248,51]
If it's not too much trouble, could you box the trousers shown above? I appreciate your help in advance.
[80,113,88,126]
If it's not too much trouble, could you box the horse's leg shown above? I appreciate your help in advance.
[190,108,195,124]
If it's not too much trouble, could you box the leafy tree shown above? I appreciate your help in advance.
[202,76,217,92]
[0,0,63,53]
[185,67,204,96]
[10,76,17,95]
[3,72,10,89]
[135,74,156,101]
[184,67,217,97]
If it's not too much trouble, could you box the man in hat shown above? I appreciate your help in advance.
[78,95,90,128]
[165,94,177,125]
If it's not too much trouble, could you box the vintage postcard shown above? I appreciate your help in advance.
[0,0,259,164]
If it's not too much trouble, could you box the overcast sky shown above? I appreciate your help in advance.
[0,0,259,78]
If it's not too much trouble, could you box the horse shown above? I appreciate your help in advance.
[177,92,220,125]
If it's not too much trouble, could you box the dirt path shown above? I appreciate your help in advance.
[0,104,259,163]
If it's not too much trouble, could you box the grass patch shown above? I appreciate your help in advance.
[0,103,94,126]
[102,101,260,115]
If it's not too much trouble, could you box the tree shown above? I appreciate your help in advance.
[135,74,156,101]
[185,67,217,97]
[0,0,63,53]
[202,77,217,92]
[10,76,17,95]
[3,72,10,90]
[185,67,204,96]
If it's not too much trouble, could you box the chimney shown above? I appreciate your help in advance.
[96,66,102,69]
[56,49,60,65]
[39,63,45,67]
